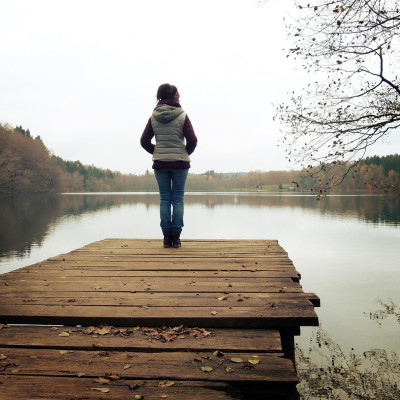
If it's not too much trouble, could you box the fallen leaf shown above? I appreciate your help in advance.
[226,367,235,373]
[94,326,111,335]
[60,350,72,355]
[248,359,260,365]
[50,327,59,331]
[213,350,224,357]
[189,327,211,338]
[0,354,7,360]
[123,364,132,370]
[83,326,96,334]
[159,381,174,387]
[11,369,19,373]
[107,375,120,380]
[94,377,110,384]
[210,311,217,316]
[77,372,85,377]
[230,357,243,363]
[134,395,143,400]
[217,296,227,301]
[201,366,213,373]
[58,332,70,337]
[90,388,110,393]
[159,332,177,342]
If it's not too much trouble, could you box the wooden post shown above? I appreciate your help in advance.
[280,328,299,365]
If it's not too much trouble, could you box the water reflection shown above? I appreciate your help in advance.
[0,192,399,259]
[187,193,400,226]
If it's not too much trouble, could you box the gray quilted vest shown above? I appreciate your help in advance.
[151,104,190,162]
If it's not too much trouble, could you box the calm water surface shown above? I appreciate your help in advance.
[1,192,399,355]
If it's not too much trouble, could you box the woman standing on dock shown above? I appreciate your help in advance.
[140,83,197,248]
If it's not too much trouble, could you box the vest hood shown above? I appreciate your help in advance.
[152,104,185,123]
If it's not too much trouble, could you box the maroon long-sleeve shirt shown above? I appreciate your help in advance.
[140,100,198,169]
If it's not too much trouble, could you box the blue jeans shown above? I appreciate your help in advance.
[154,168,189,232]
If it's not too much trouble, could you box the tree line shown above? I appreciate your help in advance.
[0,123,399,193]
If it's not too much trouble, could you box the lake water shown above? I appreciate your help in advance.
[1,192,399,357]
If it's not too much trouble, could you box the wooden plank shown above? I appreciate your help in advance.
[2,273,299,282]
[0,304,318,327]
[0,347,298,384]
[73,244,287,251]
[85,238,281,248]
[70,251,289,257]
[49,255,291,262]
[0,277,303,294]
[14,261,295,271]
[6,269,301,280]
[304,292,321,307]
[0,326,283,353]
[0,292,314,307]
[0,376,238,400]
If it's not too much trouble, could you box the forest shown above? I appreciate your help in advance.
[0,123,399,194]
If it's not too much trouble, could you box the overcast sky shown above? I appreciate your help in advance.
[1,0,398,175]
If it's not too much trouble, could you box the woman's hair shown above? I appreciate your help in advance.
[156,83,178,101]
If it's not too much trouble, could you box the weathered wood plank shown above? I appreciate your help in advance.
[0,347,298,384]
[14,261,295,271]
[0,326,282,353]
[304,292,321,307]
[0,277,302,294]
[50,255,291,262]
[0,376,239,400]
[2,273,299,283]
[6,269,300,280]
[0,292,314,307]
[86,238,281,248]
[0,304,318,327]
[71,251,289,258]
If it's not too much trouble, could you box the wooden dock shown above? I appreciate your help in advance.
[0,239,319,399]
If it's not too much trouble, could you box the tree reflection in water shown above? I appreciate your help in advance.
[296,328,400,399]
[367,299,400,327]
[297,301,400,400]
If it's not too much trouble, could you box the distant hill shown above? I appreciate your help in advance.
[1,123,399,193]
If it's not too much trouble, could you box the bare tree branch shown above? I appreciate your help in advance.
[275,0,400,191]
